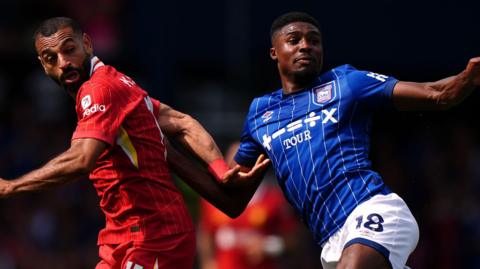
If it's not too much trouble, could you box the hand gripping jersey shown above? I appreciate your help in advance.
[72,57,194,244]
[234,65,398,245]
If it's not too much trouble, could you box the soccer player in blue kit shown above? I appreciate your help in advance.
[225,12,480,269]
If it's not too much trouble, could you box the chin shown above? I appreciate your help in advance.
[63,73,89,94]
[294,68,319,84]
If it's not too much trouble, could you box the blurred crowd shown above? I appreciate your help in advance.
[1,1,480,268]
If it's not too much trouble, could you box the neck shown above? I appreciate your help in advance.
[65,56,103,100]
[280,75,316,95]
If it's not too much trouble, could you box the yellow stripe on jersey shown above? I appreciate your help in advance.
[153,258,159,269]
[144,96,167,160]
[116,126,139,169]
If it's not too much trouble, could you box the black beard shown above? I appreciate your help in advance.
[50,56,92,95]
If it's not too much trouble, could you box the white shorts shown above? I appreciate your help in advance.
[320,193,419,269]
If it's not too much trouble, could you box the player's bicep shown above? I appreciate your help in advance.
[156,103,189,136]
[69,138,108,170]
[392,81,438,111]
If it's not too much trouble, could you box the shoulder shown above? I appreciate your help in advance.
[332,64,395,81]
[248,89,282,113]
[329,64,360,78]
[330,64,395,87]
[87,65,122,88]
[78,66,116,95]
[78,66,144,100]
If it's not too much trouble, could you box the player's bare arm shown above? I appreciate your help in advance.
[155,102,236,181]
[393,57,480,110]
[166,141,269,218]
[0,138,106,197]
[156,103,223,163]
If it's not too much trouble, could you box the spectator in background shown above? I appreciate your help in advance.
[198,141,300,269]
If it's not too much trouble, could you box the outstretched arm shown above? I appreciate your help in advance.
[156,103,229,180]
[393,57,480,110]
[157,103,222,163]
[166,141,269,218]
[0,138,106,197]
[154,101,270,216]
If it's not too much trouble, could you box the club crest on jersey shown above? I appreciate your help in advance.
[81,95,92,109]
[261,111,274,122]
[312,81,335,105]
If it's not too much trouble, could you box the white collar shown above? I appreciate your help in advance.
[89,56,104,76]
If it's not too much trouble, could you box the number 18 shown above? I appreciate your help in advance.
[355,213,385,232]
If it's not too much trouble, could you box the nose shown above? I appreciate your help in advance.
[58,54,71,69]
[298,38,312,52]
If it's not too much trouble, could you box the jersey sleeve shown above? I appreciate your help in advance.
[345,66,398,109]
[72,84,129,145]
[234,100,264,167]
[150,97,161,119]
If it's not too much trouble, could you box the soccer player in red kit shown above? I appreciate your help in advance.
[0,17,269,269]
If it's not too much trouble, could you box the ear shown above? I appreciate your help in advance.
[82,33,93,55]
[270,47,277,61]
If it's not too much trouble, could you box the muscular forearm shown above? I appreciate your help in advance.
[166,143,255,218]
[174,116,223,163]
[394,58,479,111]
[3,150,89,196]
[427,71,475,109]
[0,139,105,197]
[156,103,222,163]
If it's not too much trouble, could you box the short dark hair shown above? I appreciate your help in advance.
[33,17,83,40]
[270,12,321,43]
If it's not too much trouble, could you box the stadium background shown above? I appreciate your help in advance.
[0,0,479,268]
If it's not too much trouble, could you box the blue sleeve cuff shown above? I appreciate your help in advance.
[233,153,256,168]
[384,79,398,105]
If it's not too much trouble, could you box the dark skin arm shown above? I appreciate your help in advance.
[165,140,268,218]
[393,57,480,110]
[215,158,270,209]
[0,138,106,197]
[156,103,270,217]
[157,103,223,163]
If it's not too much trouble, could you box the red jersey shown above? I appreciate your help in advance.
[200,183,298,269]
[72,57,194,244]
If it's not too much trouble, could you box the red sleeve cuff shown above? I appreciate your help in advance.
[207,159,230,183]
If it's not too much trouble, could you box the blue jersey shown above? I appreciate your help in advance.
[234,65,398,245]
